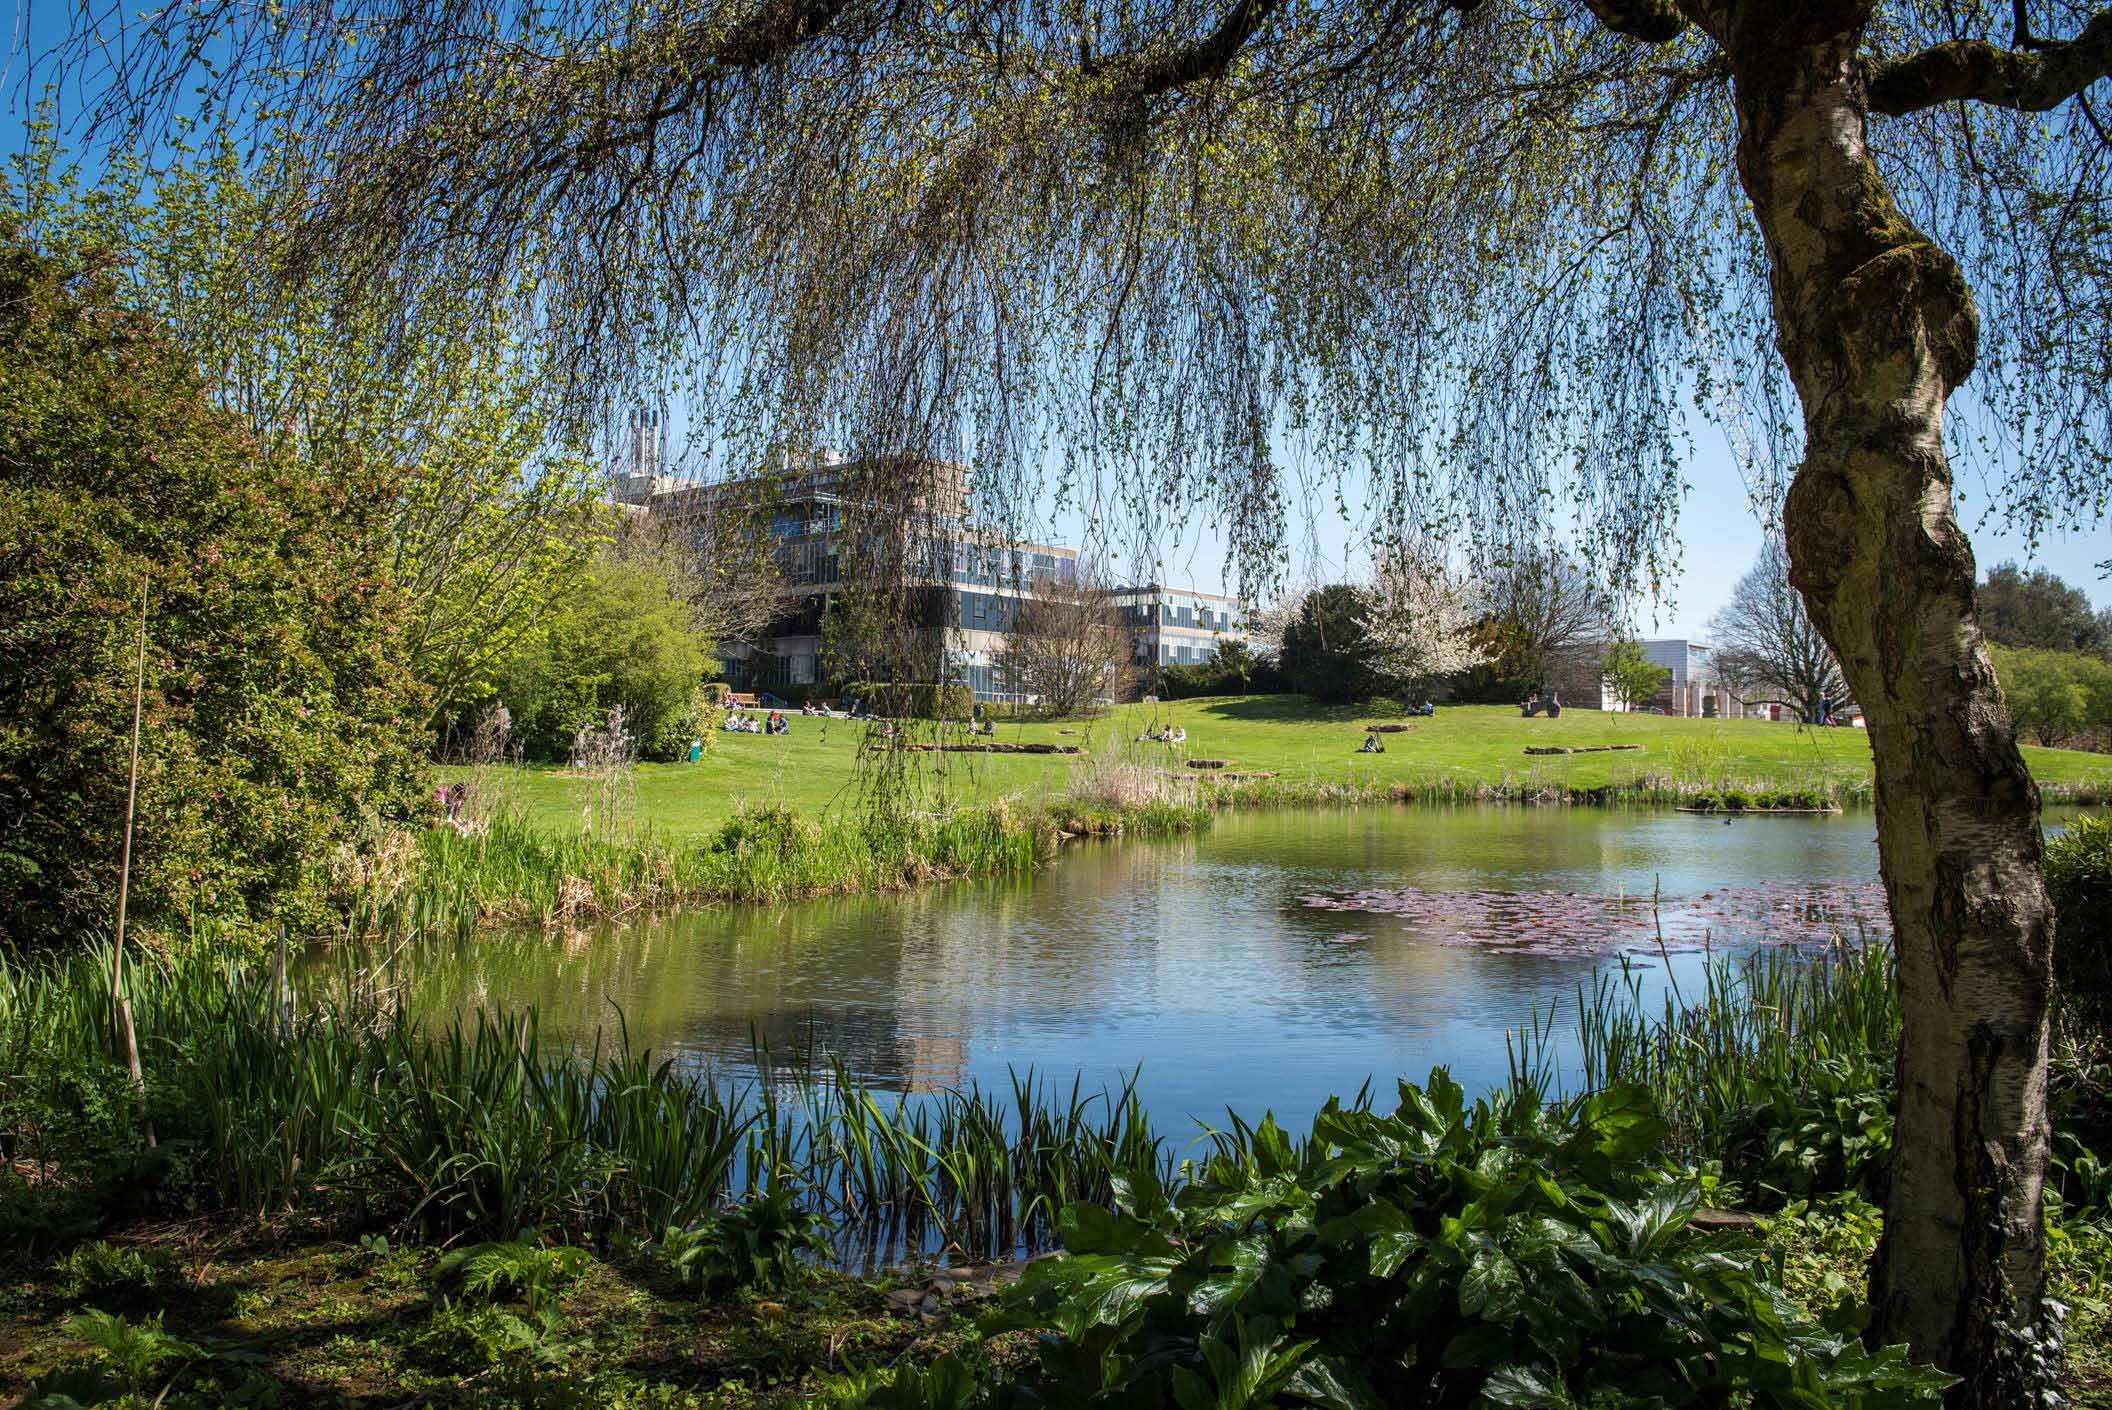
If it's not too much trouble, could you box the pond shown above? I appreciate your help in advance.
[350,804,1978,1139]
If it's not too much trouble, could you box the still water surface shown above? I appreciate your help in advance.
[362,806,1947,1138]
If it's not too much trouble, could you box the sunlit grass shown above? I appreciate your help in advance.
[445,698,2112,840]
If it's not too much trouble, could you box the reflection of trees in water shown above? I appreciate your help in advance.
[318,834,1212,1094]
[305,812,1887,1101]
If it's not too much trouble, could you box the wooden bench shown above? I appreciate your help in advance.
[725,691,762,709]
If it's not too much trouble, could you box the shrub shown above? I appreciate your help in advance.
[0,235,430,951]
[843,681,973,719]
[839,1075,1950,1408]
[642,683,723,762]
[502,544,715,762]
[2049,813,2112,1022]
[1156,641,1287,700]
[52,1241,177,1308]
[1277,585,1385,704]
[636,1187,830,1298]
[57,1309,200,1395]
[1721,1053,1895,1202]
[434,1238,593,1316]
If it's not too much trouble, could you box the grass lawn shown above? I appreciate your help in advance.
[457,696,2112,840]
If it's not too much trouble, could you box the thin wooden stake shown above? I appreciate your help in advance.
[113,577,153,1147]
[272,926,290,1038]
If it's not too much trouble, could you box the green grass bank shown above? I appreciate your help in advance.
[394,696,2112,936]
[450,698,2112,842]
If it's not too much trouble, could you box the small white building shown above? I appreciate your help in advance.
[1600,639,1749,717]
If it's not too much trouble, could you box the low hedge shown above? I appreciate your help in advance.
[843,681,974,720]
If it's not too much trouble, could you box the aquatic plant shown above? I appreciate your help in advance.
[0,945,1165,1260]
[371,800,1173,937]
[1299,879,1891,957]
[840,1075,1953,1408]
[1536,939,1901,1204]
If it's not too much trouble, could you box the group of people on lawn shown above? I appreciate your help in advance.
[722,708,791,735]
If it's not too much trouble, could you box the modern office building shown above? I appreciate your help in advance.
[1113,585,1252,682]
[626,441,1258,701]
[642,454,1081,698]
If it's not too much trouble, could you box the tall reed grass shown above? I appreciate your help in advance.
[1185,768,1870,812]
[1508,936,1901,1199]
[371,800,1154,938]
[1,945,1165,1261]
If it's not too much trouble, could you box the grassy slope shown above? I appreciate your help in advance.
[457,697,2112,841]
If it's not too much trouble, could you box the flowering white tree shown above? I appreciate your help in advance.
[1243,581,1317,665]
[1358,553,1490,695]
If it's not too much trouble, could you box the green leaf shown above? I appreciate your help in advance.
[1285,1354,1381,1410]
[1478,1364,1576,1409]
[1459,1246,1524,1321]
[1058,1201,1158,1257]
[1441,1321,1514,1370]
[1571,1085,1668,1164]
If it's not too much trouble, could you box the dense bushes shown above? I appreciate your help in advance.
[2050,814,2112,1022]
[1277,584,1387,704]
[1993,644,2112,750]
[0,235,429,952]
[499,543,716,761]
[843,681,974,719]
[1155,641,1287,700]
[839,1077,1951,1409]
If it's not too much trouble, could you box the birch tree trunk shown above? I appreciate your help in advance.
[1725,19,2055,1404]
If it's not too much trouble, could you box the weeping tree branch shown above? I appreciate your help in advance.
[1091,0,1284,96]
[1869,9,2112,115]
[1579,0,1687,45]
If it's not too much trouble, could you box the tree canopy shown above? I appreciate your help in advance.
[57,3,2111,584]
[1978,561,2112,656]
[1709,539,1846,724]
[0,234,428,951]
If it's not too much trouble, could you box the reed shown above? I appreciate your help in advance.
[1183,767,1866,813]
[1510,935,1901,1195]
[373,797,1203,939]
[1,945,1165,1261]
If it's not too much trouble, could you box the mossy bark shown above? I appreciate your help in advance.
[1725,16,2054,1402]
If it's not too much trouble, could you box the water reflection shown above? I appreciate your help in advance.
[334,807,2047,1140]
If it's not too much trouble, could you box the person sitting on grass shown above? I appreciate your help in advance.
[1360,730,1385,754]
[1169,725,1187,745]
